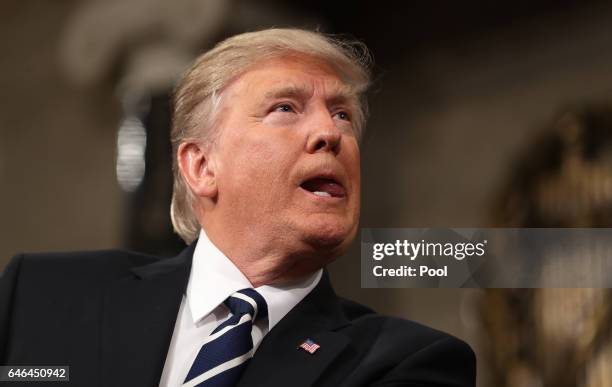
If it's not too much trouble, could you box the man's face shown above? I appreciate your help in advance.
[208,54,361,261]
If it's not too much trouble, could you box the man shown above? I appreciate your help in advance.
[1,29,475,386]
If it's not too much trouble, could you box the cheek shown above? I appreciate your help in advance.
[220,135,296,192]
[344,144,361,188]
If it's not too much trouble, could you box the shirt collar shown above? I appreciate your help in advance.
[186,229,322,331]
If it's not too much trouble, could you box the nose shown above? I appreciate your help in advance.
[306,114,341,155]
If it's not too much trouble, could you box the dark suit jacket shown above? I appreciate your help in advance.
[0,245,476,387]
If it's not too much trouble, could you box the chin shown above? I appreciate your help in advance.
[301,217,357,256]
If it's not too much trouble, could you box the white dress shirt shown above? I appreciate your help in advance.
[159,229,322,387]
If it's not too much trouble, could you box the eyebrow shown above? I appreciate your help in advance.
[263,84,357,106]
[264,85,311,101]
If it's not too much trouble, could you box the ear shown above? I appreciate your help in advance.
[177,141,218,198]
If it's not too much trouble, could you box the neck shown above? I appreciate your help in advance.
[200,224,331,287]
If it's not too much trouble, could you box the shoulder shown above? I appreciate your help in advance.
[0,249,165,361]
[338,296,473,354]
[337,297,476,387]
[2,249,161,284]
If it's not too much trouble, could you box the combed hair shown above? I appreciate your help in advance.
[170,28,373,244]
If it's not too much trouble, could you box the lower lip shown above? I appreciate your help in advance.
[299,187,346,202]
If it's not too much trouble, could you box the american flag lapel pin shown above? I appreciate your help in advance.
[298,338,321,354]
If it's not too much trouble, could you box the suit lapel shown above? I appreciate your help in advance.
[238,271,351,387]
[100,244,195,387]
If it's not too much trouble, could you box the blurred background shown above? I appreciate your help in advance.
[2,1,612,386]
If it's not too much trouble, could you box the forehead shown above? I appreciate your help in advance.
[227,54,355,99]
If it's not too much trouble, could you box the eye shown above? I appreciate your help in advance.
[334,111,350,121]
[274,104,295,113]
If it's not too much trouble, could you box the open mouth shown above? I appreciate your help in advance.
[300,177,346,198]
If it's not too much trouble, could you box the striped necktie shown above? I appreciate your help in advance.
[182,288,268,387]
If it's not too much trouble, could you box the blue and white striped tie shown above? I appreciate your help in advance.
[182,288,268,387]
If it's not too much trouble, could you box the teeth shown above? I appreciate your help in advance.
[313,191,331,197]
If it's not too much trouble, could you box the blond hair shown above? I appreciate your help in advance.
[170,28,372,243]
